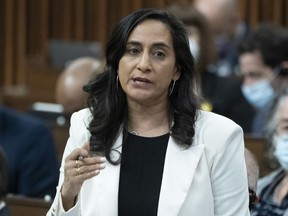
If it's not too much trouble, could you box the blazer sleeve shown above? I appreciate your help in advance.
[46,109,91,216]
[208,119,250,216]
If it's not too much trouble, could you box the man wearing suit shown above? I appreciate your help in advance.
[0,106,59,199]
[201,71,255,133]
[238,23,288,136]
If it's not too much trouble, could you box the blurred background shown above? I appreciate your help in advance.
[1,0,287,111]
[1,1,288,214]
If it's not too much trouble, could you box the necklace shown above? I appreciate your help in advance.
[129,130,138,135]
[127,125,172,136]
[126,120,174,136]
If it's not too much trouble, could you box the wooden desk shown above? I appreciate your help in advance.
[6,196,52,216]
[244,135,273,177]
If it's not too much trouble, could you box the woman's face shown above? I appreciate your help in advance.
[118,19,180,105]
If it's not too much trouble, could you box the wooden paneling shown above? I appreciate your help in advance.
[261,0,273,21]
[249,0,260,27]
[2,0,14,85]
[26,0,50,67]
[244,136,273,177]
[273,0,283,23]
[15,0,27,84]
[1,0,288,107]
[286,0,288,26]
[72,0,85,40]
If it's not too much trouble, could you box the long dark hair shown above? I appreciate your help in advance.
[83,8,201,164]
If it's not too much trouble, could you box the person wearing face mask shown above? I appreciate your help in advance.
[168,2,255,133]
[238,23,288,136]
[251,87,288,216]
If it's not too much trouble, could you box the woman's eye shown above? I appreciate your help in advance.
[128,48,140,55]
[283,125,288,131]
[154,51,165,58]
[278,123,288,134]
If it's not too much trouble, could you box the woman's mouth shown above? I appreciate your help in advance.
[132,77,152,84]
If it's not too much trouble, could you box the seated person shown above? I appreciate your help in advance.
[252,86,288,215]
[193,0,250,77]
[238,23,288,136]
[0,147,9,216]
[168,2,254,133]
[0,106,59,199]
[55,57,103,114]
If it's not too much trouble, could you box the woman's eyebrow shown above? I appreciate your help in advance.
[126,40,170,49]
[126,41,141,46]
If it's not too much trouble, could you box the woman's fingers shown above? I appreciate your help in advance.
[62,144,106,199]
[74,156,106,175]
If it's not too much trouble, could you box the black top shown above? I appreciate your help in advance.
[118,132,169,216]
[0,204,10,216]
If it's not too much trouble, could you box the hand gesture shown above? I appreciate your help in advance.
[61,143,106,210]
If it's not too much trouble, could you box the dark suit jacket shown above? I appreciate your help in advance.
[0,106,59,198]
[0,204,10,216]
[201,72,256,133]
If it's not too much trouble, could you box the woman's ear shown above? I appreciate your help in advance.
[173,65,181,81]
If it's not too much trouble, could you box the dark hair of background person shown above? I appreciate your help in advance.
[167,2,217,74]
[83,8,201,164]
[0,148,8,200]
[238,23,288,72]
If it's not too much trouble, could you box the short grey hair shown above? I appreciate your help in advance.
[264,86,288,142]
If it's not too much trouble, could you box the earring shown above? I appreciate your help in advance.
[169,80,176,96]
[116,75,119,90]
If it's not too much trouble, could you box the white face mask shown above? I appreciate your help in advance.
[188,38,200,61]
[241,79,274,109]
[274,135,288,170]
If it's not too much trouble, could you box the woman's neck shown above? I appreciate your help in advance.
[127,101,171,137]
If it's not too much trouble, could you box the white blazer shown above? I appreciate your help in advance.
[47,109,250,216]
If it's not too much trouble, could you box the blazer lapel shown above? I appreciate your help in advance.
[94,133,123,216]
[86,132,204,215]
[157,137,204,216]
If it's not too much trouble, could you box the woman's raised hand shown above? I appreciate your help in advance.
[61,143,106,210]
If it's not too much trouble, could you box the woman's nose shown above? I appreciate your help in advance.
[136,52,152,72]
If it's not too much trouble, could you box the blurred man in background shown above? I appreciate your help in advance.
[55,57,103,114]
[194,0,249,77]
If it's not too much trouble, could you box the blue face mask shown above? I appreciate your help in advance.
[274,135,288,170]
[241,80,274,109]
